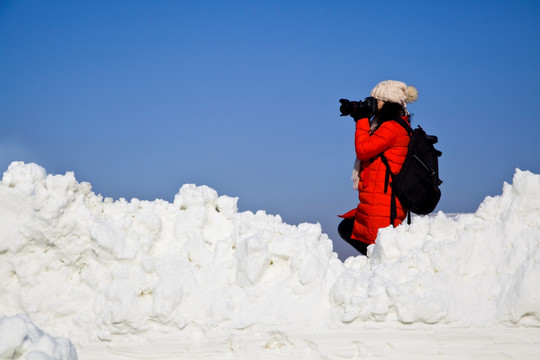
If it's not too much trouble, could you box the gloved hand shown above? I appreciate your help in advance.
[352,97,377,121]
[363,97,377,117]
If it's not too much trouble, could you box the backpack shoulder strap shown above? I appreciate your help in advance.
[379,119,413,226]
[378,115,412,183]
[379,154,392,192]
[379,154,401,226]
[392,116,413,136]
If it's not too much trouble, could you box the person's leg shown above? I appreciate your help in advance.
[337,218,354,240]
[338,218,368,255]
[344,236,368,255]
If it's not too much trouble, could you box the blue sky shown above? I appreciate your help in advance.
[1,0,539,259]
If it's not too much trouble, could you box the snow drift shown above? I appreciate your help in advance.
[1,162,539,353]
[0,314,76,360]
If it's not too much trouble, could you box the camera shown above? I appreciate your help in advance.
[339,97,378,120]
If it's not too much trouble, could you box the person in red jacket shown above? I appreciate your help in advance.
[338,80,418,255]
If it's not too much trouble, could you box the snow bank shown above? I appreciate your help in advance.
[331,168,540,325]
[0,162,343,345]
[1,162,539,349]
[0,314,77,360]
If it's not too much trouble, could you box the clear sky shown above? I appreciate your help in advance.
[1,0,539,259]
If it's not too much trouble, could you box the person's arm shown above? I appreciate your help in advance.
[354,119,397,161]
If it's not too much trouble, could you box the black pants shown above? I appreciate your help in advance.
[338,218,368,255]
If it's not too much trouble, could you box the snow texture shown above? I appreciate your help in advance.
[0,162,539,354]
[0,314,77,360]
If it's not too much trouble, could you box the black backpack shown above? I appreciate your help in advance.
[380,116,442,225]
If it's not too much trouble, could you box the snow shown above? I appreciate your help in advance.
[1,161,539,359]
[0,314,77,360]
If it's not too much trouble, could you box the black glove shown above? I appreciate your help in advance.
[363,97,377,118]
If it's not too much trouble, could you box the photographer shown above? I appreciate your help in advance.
[338,80,418,255]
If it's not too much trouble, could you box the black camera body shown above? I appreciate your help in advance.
[339,97,378,120]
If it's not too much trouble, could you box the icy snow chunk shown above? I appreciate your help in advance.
[174,184,218,209]
[1,162,46,195]
[217,194,238,219]
[236,235,270,286]
[0,315,77,360]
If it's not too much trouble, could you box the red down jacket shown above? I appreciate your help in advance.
[340,116,410,244]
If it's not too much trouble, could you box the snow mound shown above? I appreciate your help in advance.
[1,162,539,348]
[331,169,540,325]
[0,315,77,360]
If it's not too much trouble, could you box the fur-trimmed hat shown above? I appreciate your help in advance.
[370,80,418,106]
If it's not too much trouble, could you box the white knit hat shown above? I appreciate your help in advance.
[370,80,418,106]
